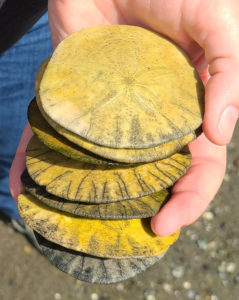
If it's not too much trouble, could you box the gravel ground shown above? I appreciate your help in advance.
[0,125,238,300]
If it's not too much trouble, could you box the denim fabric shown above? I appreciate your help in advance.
[0,12,52,219]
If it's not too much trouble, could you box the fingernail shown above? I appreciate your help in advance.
[218,106,238,143]
[151,217,180,237]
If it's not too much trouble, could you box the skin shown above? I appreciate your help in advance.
[10,0,238,236]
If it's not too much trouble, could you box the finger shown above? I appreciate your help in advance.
[9,123,33,200]
[181,0,239,145]
[48,0,126,47]
[151,133,226,237]
[203,69,239,145]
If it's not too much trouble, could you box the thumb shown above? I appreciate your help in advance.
[203,67,239,145]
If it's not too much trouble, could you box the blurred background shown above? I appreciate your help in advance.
[0,125,238,300]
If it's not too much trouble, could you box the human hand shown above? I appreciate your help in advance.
[10,0,238,237]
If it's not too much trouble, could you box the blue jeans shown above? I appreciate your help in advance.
[0,13,53,219]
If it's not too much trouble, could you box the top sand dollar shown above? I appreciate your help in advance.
[39,25,204,149]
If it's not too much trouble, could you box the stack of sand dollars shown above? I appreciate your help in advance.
[17,25,204,284]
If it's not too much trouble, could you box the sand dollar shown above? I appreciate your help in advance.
[18,192,180,258]
[21,169,169,219]
[28,99,122,166]
[35,60,196,163]
[35,232,167,284]
[39,25,204,149]
[26,136,191,203]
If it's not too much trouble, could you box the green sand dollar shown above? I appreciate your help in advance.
[18,192,180,258]
[39,25,204,149]
[35,231,167,284]
[26,136,191,203]
[21,169,169,219]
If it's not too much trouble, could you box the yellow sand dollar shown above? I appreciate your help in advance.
[26,136,191,203]
[18,192,180,258]
[21,169,169,219]
[39,25,204,149]
[28,99,122,166]
[35,58,196,163]
[35,96,196,163]
[37,94,196,163]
